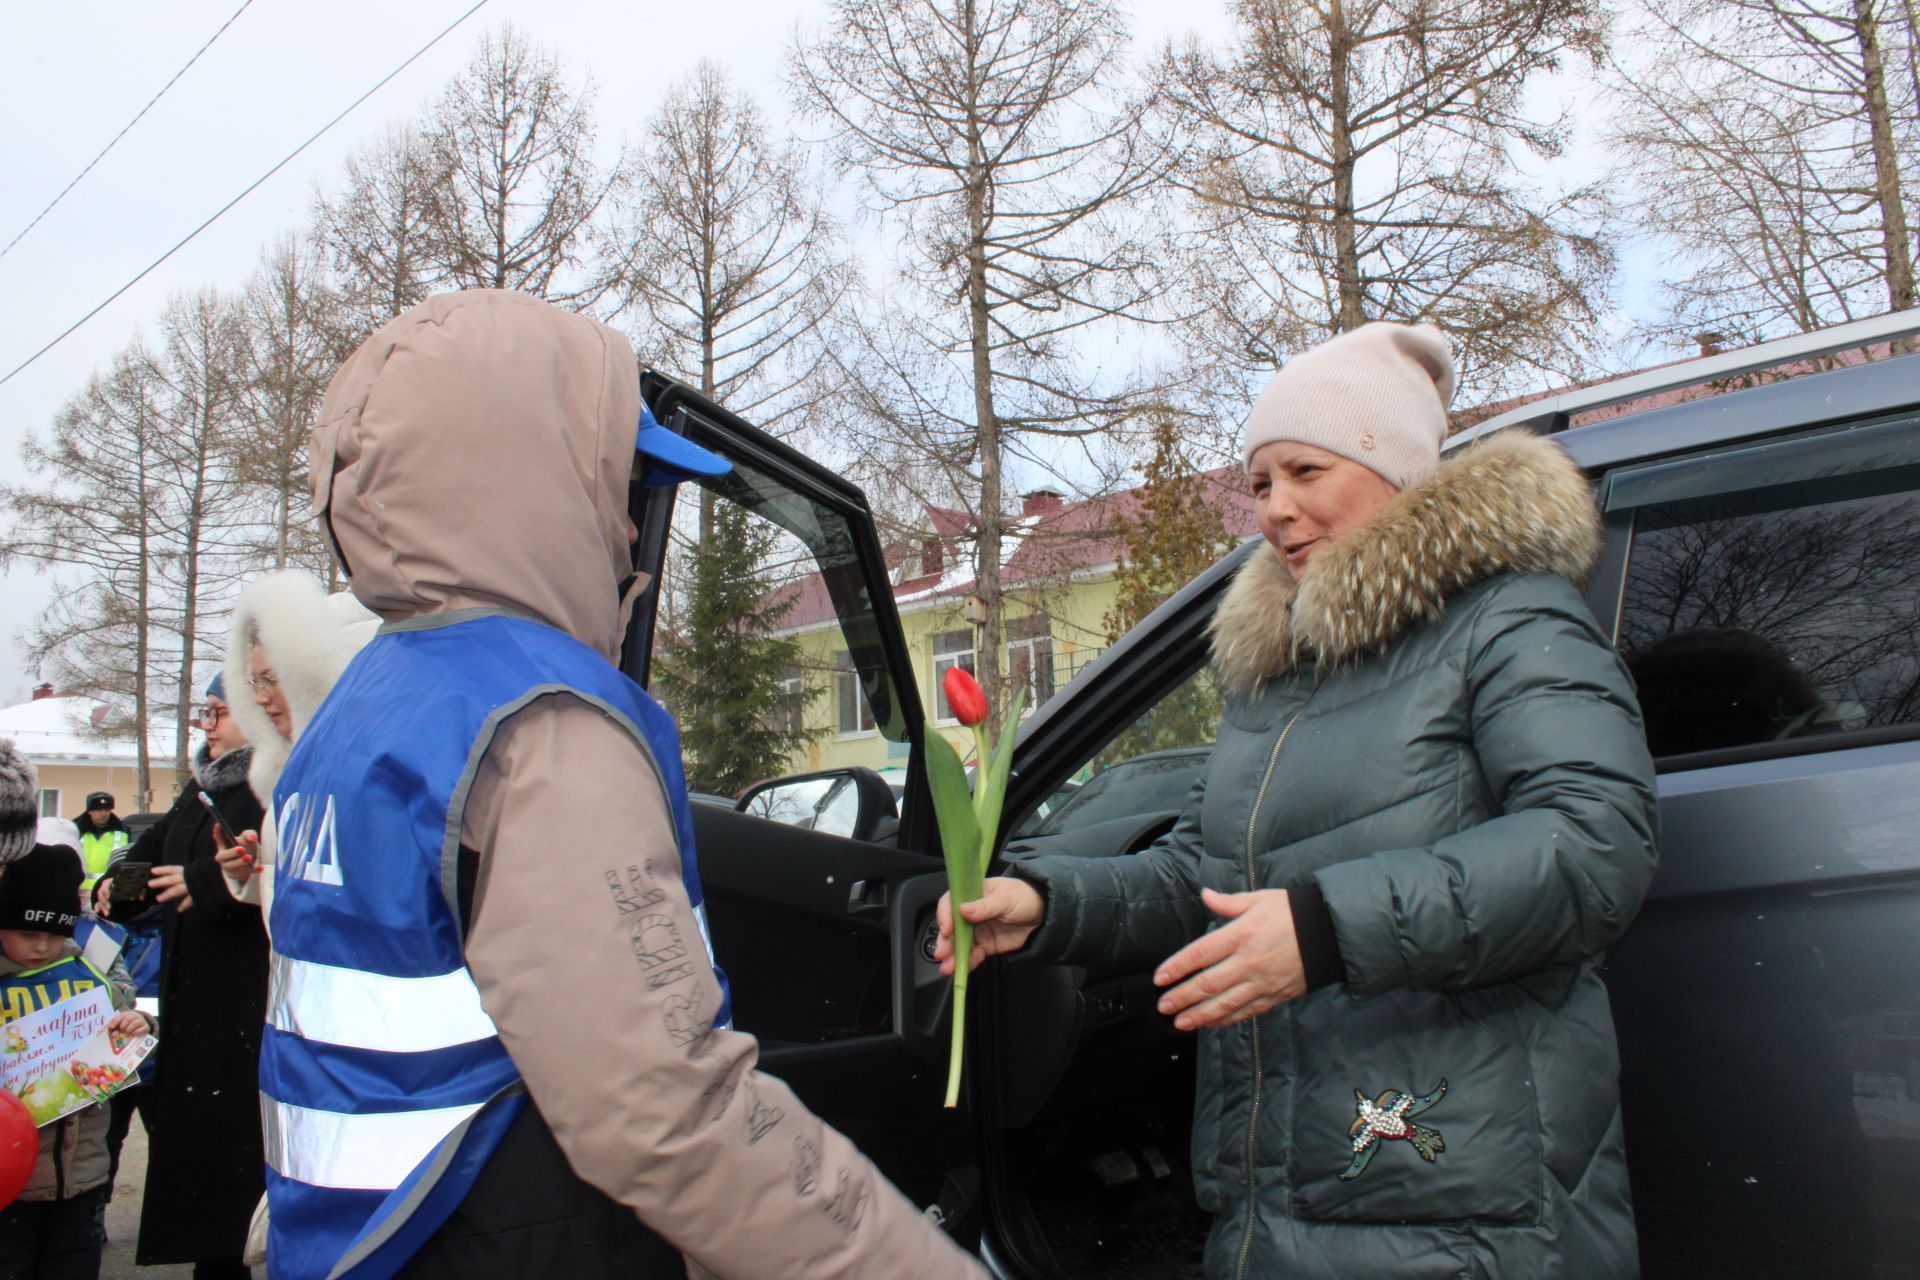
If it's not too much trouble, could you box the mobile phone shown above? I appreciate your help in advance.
[196,790,241,843]
[109,862,155,913]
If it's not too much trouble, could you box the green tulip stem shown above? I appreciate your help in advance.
[928,686,1025,1112]
[944,925,972,1108]
[971,725,993,820]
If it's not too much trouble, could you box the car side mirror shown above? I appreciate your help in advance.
[736,767,899,843]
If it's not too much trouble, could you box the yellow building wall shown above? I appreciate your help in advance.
[784,569,1121,776]
[34,762,183,820]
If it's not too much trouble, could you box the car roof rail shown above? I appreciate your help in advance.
[1449,308,1920,449]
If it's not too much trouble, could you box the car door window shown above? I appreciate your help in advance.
[1609,412,1920,762]
[1006,662,1221,854]
[640,438,915,798]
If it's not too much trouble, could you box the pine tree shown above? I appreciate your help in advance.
[652,500,815,796]
[1101,411,1235,758]
[1104,412,1236,642]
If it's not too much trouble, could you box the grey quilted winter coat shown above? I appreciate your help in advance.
[1015,431,1659,1280]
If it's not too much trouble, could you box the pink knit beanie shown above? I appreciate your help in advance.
[1242,322,1455,490]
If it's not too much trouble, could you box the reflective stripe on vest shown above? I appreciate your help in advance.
[263,1096,488,1190]
[266,954,498,1054]
[262,614,729,1280]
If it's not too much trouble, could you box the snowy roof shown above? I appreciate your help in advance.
[0,697,181,769]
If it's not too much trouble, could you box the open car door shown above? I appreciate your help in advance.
[623,372,979,1234]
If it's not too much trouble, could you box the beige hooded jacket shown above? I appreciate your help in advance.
[309,290,985,1280]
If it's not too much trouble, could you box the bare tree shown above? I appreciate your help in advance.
[426,25,612,305]
[2,346,174,800]
[1606,0,1918,343]
[1155,0,1612,406]
[312,126,449,340]
[601,60,859,753]
[601,60,852,431]
[148,289,252,779]
[235,234,344,580]
[792,0,1167,713]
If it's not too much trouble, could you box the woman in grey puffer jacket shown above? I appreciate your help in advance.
[940,323,1659,1279]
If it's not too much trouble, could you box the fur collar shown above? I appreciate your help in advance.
[193,741,254,792]
[1209,430,1599,691]
[223,571,379,807]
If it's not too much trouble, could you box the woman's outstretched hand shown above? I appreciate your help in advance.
[1155,888,1306,1031]
[933,876,1046,975]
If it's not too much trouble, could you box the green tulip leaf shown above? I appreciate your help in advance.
[925,726,984,901]
[972,684,1026,868]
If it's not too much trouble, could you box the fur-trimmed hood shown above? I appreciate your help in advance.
[1209,430,1599,691]
[193,740,253,792]
[224,571,380,807]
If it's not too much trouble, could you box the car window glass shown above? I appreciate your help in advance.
[1034,749,1211,835]
[1014,662,1222,845]
[650,456,912,799]
[1613,422,1920,760]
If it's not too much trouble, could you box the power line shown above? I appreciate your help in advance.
[0,0,491,391]
[0,0,259,265]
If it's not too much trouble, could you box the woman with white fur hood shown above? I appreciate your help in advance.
[216,571,378,916]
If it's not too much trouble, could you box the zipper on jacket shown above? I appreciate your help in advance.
[1233,696,1310,1280]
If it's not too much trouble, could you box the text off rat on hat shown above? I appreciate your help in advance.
[0,845,84,936]
[1242,321,1456,490]
[0,742,38,866]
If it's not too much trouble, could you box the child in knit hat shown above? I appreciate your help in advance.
[0,740,148,1279]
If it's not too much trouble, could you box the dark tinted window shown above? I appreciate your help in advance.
[1034,749,1209,835]
[1615,429,1920,759]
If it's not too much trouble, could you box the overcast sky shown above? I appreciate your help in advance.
[0,0,1642,704]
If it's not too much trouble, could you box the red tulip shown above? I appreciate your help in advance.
[0,1091,36,1209]
[943,667,989,726]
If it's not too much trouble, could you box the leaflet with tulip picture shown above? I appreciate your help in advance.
[1,986,153,1126]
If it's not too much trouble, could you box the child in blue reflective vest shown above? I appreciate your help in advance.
[0,840,148,1279]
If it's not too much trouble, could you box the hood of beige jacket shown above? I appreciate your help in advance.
[310,289,640,662]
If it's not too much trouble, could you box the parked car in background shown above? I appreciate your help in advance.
[121,811,164,840]
[626,310,1920,1278]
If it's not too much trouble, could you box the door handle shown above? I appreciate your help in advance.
[846,878,889,919]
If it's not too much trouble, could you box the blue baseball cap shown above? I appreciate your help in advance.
[634,404,730,488]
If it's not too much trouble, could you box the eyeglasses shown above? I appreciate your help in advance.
[247,669,281,694]
[198,705,229,728]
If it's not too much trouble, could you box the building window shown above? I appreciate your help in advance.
[37,789,59,819]
[1005,615,1054,713]
[835,651,876,735]
[776,665,805,737]
[932,629,977,722]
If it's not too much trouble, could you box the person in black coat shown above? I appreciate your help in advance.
[100,673,266,1279]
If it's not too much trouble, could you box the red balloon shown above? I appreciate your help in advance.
[0,1091,38,1208]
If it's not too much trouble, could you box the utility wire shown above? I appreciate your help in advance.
[0,0,491,391]
[0,0,259,265]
